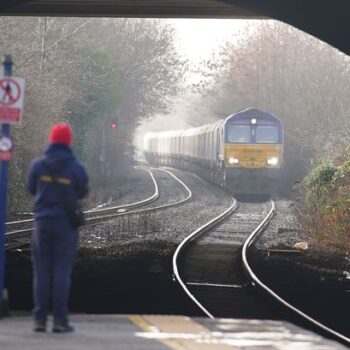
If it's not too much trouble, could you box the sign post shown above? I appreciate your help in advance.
[0,55,13,316]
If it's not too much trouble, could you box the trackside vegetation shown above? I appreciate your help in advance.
[0,17,185,216]
[297,145,350,251]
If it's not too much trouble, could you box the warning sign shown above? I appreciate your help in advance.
[0,77,25,125]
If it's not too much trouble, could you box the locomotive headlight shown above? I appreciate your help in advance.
[251,118,257,124]
[228,157,239,164]
[267,156,279,166]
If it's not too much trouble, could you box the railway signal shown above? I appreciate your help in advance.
[110,117,120,130]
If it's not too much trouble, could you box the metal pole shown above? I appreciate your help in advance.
[0,55,12,316]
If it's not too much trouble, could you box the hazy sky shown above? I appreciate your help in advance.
[168,19,250,63]
[135,19,255,151]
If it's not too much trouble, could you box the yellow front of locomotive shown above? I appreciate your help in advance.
[223,110,283,193]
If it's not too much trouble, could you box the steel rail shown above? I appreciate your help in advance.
[84,168,159,217]
[172,196,238,319]
[82,168,192,225]
[5,168,191,241]
[5,168,158,230]
[242,200,350,346]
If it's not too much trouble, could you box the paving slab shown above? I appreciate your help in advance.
[0,314,347,350]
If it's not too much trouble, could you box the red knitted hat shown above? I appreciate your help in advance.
[49,123,72,145]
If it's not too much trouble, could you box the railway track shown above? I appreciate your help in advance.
[242,203,350,346]
[173,197,350,346]
[5,168,192,251]
[6,168,158,232]
[173,197,270,318]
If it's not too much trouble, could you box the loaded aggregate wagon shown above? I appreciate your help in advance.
[143,108,284,194]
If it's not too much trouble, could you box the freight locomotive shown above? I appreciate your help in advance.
[143,108,283,193]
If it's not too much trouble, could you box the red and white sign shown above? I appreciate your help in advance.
[0,77,25,125]
[0,135,13,161]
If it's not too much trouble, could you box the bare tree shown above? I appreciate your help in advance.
[194,20,350,192]
[0,17,186,214]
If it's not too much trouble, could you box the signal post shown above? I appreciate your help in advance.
[0,56,25,316]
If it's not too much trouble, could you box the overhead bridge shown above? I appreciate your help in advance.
[0,1,349,55]
[0,1,265,18]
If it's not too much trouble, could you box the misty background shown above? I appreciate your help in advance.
[0,17,349,214]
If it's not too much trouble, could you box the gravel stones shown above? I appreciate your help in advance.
[253,199,350,278]
[79,168,233,257]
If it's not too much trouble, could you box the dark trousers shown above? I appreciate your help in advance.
[32,215,78,326]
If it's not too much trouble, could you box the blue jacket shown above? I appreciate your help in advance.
[27,143,89,219]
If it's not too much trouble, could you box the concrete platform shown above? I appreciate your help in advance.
[0,314,346,349]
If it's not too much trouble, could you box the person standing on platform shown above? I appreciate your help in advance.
[27,123,88,333]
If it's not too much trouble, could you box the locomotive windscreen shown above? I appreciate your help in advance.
[227,125,250,143]
[256,125,279,144]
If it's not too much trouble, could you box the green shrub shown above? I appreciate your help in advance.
[298,149,350,251]
[304,163,337,188]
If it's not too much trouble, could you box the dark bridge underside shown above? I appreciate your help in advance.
[1,1,350,56]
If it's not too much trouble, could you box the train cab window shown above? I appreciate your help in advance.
[227,125,251,143]
[256,125,279,144]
